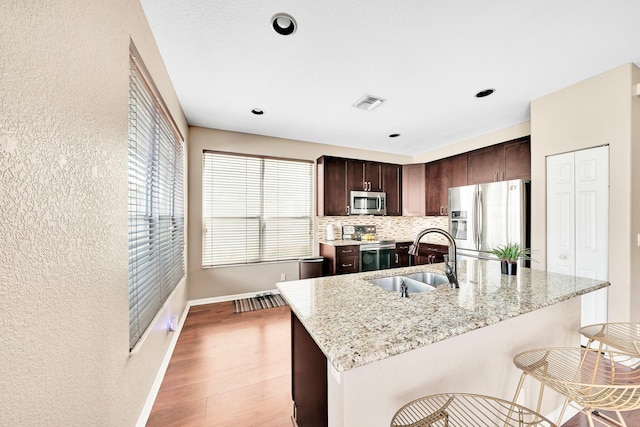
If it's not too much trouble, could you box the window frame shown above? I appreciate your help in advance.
[201,150,314,268]
[128,43,185,351]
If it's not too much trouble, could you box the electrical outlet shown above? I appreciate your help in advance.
[280,273,286,281]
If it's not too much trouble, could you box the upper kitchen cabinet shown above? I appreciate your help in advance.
[317,156,402,216]
[380,163,402,216]
[402,163,425,216]
[317,156,349,216]
[425,154,467,216]
[467,137,531,184]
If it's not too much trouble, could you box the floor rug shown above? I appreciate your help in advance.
[233,292,288,313]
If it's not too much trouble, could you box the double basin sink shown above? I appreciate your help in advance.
[368,271,450,295]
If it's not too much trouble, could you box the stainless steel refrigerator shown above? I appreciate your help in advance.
[448,180,530,262]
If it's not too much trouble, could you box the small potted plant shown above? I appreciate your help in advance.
[490,243,530,275]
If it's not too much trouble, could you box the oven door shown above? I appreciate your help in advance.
[359,246,395,272]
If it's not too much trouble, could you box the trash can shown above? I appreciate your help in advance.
[299,256,324,279]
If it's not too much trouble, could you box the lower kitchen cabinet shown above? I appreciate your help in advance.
[394,241,412,267]
[413,243,449,265]
[320,243,359,276]
[291,311,327,427]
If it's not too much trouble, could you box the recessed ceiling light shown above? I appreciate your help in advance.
[389,133,400,138]
[271,13,296,36]
[475,89,495,98]
[251,109,264,115]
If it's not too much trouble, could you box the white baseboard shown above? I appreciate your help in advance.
[135,302,190,427]
[546,403,580,425]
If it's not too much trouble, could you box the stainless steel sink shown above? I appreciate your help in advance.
[404,271,451,287]
[368,276,436,294]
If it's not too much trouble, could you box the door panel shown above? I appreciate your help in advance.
[449,184,477,251]
[575,146,609,341]
[478,181,508,253]
[546,152,575,275]
[546,146,609,345]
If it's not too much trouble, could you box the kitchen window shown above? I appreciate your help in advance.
[128,45,185,350]
[202,151,313,267]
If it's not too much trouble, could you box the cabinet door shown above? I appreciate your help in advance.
[468,145,503,184]
[395,242,411,267]
[503,138,531,181]
[448,154,468,188]
[346,159,365,192]
[381,163,402,216]
[425,160,446,216]
[292,312,328,427]
[364,162,382,191]
[318,156,348,216]
[402,163,425,216]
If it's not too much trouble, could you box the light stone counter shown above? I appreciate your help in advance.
[277,258,609,373]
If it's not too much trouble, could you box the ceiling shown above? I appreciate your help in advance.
[140,1,640,156]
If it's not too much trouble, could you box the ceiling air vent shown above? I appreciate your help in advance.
[352,94,385,111]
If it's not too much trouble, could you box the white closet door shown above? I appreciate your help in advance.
[547,152,575,276]
[547,146,609,345]
[575,146,609,339]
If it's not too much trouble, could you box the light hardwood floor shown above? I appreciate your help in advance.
[146,302,292,427]
[147,301,640,426]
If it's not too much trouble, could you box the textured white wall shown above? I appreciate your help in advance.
[0,1,188,425]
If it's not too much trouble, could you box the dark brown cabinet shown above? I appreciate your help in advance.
[394,241,412,268]
[381,163,402,216]
[317,156,349,216]
[291,311,327,427]
[468,137,530,184]
[425,154,467,216]
[320,243,359,275]
[317,156,402,216]
[413,243,449,265]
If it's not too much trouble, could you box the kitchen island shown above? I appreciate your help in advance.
[276,258,609,427]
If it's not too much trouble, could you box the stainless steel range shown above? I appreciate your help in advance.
[342,225,395,272]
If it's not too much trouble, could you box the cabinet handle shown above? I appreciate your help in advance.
[494,171,497,181]
[395,254,399,263]
[501,170,505,180]
[559,255,566,260]
[346,205,350,215]
[342,249,353,253]
[342,263,353,268]
[368,181,371,191]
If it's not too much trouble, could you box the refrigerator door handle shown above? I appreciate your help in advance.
[477,187,484,250]
[473,187,479,250]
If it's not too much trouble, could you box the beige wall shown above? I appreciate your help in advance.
[0,1,189,425]
[188,127,411,300]
[530,63,640,322]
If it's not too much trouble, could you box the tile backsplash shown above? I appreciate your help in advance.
[317,216,450,245]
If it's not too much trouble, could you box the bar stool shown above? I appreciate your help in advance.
[390,392,556,426]
[512,347,640,427]
[579,323,640,363]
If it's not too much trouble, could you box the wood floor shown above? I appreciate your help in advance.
[147,302,640,426]
[146,302,292,427]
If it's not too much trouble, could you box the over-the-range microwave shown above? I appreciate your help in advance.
[349,191,387,215]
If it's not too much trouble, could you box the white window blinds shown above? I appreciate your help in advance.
[202,151,313,267]
[128,49,185,350]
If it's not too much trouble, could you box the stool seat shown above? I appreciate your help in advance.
[512,347,640,426]
[579,322,640,357]
[390,392,556,427]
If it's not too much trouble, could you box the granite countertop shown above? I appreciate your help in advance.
[276,259,609,373]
